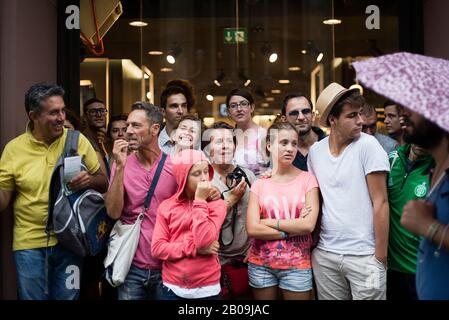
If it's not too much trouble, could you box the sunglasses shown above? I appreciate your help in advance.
[287,109,312,118]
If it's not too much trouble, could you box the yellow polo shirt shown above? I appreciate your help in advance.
[0,126,100,251]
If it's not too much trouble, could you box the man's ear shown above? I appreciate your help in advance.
[160,107,166,117]
[28,111,38,122]
[280,115,287,122]
[151,123,161,136]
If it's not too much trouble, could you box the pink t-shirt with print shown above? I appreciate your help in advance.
[248,171,318,269]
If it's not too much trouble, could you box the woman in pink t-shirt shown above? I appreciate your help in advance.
[246,122,320,300]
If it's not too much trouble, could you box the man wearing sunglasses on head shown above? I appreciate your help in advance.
[281,94,326,171]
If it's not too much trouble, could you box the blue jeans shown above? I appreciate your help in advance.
[117,265,163,300]
[14,245,84,300]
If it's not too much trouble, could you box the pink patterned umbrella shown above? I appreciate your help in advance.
[353,52,449,132]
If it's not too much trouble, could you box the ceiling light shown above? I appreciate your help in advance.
[271,89,281,94]
[239,69,251,87]
[148,51,163,55]
[301,49,307,54]
[160,67,173,72]
[80,80,93,86]
[288,66,301,71]
[323,19,342,25]
[129,21,148,27]
[266,97,275,102]
[206,94,214,101]
[278,80,290,84]
[166,45,182,64]
[261,103,269,107]
[261,44,278,63]
[214,70,225,87]
[146,92,152,100]
[316,52,324,63]
[166,55,176,64]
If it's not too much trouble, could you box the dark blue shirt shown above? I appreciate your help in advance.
[416,169,449,299]
[292,127,327,171]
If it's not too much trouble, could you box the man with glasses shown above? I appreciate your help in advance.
[360,102,397,154]
[281,93,326,171]
[82,98,109,170]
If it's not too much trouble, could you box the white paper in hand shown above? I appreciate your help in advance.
[64,156,82,183]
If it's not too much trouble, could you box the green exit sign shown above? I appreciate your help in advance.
[223,28,247,44]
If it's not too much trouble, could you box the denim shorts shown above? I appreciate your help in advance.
[248,263,313,292]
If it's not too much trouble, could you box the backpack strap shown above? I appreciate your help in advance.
[47,130,81,231]
[64,130,80,157]
[142,153,167,210]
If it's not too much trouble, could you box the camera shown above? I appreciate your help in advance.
[226,166,251,189]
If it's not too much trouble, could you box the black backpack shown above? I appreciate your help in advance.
[46,130,113,257]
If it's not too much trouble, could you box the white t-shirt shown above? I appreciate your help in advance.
[307,133,390,255]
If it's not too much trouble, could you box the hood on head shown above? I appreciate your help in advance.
[171,149,214,200]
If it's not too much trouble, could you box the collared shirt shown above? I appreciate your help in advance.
[292,126,327,171]
[158,126,175,155]
[0,125,100,250]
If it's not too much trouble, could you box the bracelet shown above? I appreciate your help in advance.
[280,231,289,240]
[427,221,441,242]
[276,219,280,231]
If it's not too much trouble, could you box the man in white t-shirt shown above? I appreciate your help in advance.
[307,83,390,300]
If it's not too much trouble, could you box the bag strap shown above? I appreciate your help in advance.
[64,130,80,157]
[142,153,167,210]
[46,130,80,232]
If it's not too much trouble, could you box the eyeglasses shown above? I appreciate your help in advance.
[287,109,312,118]
[87,108,108,116]
[228,100,251,110]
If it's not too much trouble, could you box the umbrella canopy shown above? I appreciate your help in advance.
[353,52,449,133]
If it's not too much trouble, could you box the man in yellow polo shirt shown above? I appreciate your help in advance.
[0,83,108,300]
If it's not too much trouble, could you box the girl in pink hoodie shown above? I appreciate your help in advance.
[151,149,227,299]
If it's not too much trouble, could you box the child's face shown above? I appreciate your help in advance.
[175,119,201,150]
[185,160,209,196]
[268,129,298,165]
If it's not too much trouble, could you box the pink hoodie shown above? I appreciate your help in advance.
[151,149,226,289]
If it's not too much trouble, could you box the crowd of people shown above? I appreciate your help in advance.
[0,52,448,300]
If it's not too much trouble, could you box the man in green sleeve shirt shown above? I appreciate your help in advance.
[387,143,433,299]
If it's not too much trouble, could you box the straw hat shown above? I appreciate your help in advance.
[316,82,359,127]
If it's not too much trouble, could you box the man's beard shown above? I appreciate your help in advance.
[298,125,312,136]
[403,117,446,149]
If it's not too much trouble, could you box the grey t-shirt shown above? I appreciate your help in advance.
[212,166,256,265]
[375,132,398,154]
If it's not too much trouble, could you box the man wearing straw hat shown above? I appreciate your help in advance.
[354,52,449,300]
[307,83,390,300]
